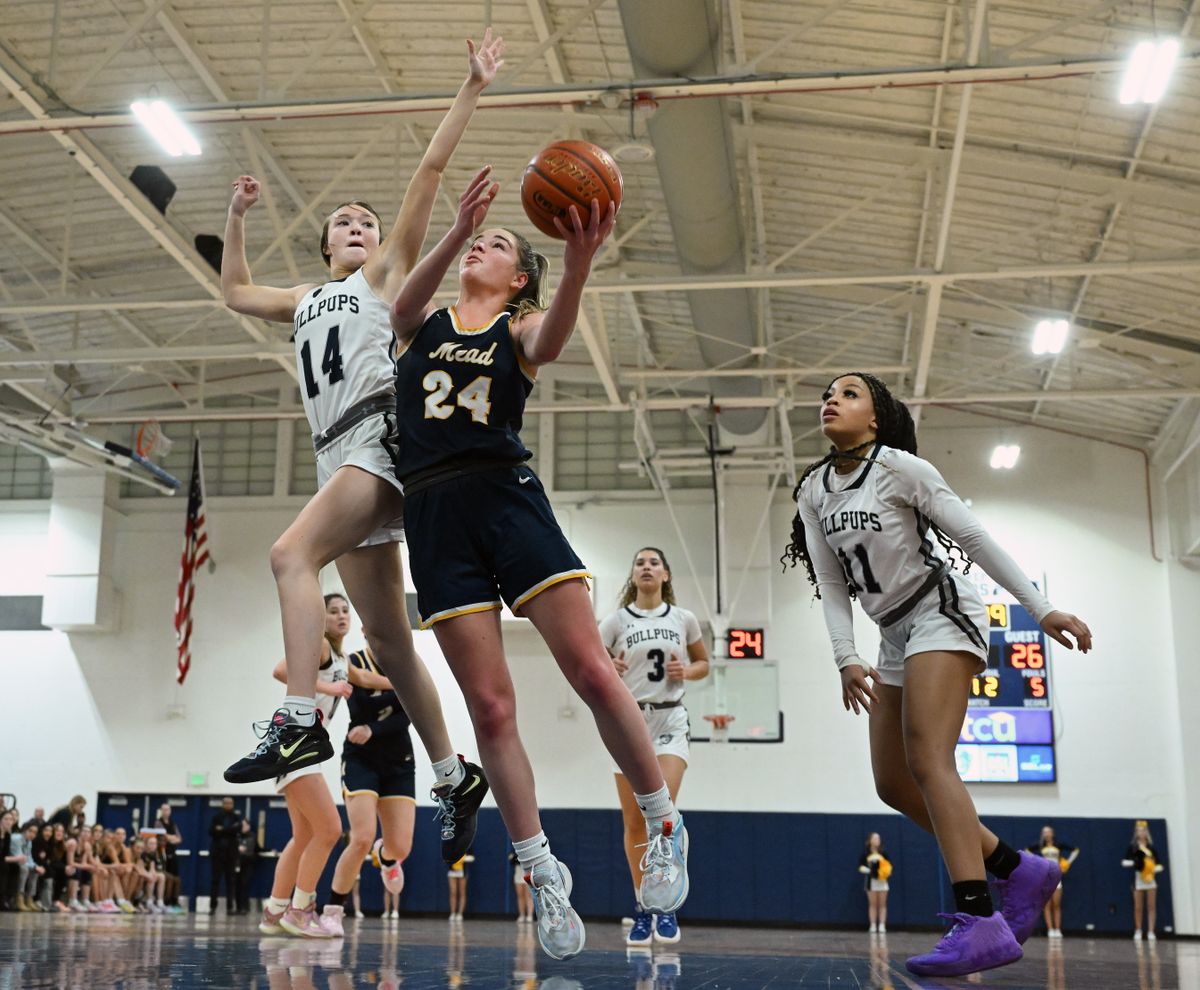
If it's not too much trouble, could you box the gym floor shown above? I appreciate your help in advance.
[1,914,1194,989]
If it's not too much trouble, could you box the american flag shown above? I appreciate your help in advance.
[174,438,211,685]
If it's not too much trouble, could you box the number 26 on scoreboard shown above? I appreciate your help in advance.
[1008,642,1045,669]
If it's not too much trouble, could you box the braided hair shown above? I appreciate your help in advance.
[780,372,971,598]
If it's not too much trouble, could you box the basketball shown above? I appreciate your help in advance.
[520,140,623,240]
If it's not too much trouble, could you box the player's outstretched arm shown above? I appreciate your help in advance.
[515,199,615,366]
[369,30,504,296]
[221,176,312,323]
[391,166,498,343]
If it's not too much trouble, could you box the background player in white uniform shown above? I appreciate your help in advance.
[783,372,1092,979]
[256,594,358,939]
[599,547,708,947]
[220,36,502,852]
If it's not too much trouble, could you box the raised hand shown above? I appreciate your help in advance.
[229,175,261,216]
[467,28,505,89]
[840,662,881,715]
[553,199,617,269]
[453,165,499,237]
[1040,610,1092,653]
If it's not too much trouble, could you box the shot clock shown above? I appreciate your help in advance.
[726,627,765,659]
[956,580,1056,783]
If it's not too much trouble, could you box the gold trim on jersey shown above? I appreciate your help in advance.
[342,787,380,799]
[419,599,503,629]
[516,349,539,383]
[449,306,506,335]
[512,570,592,612]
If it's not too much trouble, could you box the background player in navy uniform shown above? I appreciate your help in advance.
[219,36,499,863]
[389,179,690,960]
[326,645,418,916]
[782,372,1092,978]
[1028,825,1078,938]
[599,546,708,947]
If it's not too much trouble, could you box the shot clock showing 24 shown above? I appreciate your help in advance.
[956,574,1057,783]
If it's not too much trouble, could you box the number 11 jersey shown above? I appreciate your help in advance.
[293,268,394,434]
[394,307,534,482]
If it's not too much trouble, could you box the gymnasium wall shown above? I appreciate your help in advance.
[1,413,1195,931]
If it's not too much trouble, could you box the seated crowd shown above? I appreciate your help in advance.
[1,796,184,915]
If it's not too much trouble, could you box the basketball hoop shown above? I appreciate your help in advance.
[135,419,173,459]
[703,713,735,743]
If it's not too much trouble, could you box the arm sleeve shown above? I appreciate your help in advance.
[597,612,622,653]
[682,609,703,646]
[797,485,862,669]
[887,452,1054,622]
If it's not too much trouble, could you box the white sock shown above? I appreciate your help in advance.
[513,831,553,872]
[634,785,677,826]
[266,896,290,913]
[432,754,465,789]
[282,696,317,727]
[290,888,316,910]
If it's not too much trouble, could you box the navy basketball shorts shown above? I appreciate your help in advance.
[341,750,416,801]
[403,464,589,628]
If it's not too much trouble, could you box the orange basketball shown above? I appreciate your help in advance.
[521,140,623,240]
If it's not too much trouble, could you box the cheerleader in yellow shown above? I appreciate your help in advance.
[1123,821,1165,940]
[858,832,893,933]
[1027,826,1078,939]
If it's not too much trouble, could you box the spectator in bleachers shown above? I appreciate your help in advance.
[64,825,95,911]
[209,797,243,914]
[49,796,87,834]
[1,811,20,910]
[46,823,69,912]
[11,821,43,911]
[141,835,170,913]
[23,808,46,831]
[32,823,53,910]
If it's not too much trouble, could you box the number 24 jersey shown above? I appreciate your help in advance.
[598,603,703,705]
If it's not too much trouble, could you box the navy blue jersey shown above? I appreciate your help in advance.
[345,650,413,762]
[394,307,534,480]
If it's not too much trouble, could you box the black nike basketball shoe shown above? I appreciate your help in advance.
[223,708,334,784]
[432,759,489,865]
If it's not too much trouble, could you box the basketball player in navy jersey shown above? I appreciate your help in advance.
[388,184,690,960]
[783,372,1092,977]
[220,35,501,866]
[599,547,708,946]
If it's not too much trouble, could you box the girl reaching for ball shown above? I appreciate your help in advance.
[782,372,1092,979]
[388,178,690,962]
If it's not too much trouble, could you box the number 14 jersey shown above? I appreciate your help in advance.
[293,268,394,435]
[599,603,703,705]
[394,307,534,481]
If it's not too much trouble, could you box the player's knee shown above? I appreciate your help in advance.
[569,652,619,707]
[346,833,372,858]
[468,690,517,742]
[313,817,342,848]
[269,534,300,579]
[904,744,950,789]
[873,775,908,812]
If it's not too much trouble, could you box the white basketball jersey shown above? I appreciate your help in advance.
[798,444,949,623]
[598,604,702,704]
[317,644,350,725]
[293,267,394,436]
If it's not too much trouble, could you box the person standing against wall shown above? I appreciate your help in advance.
[1028,826,1078,939]
[208,797,242,914]
[1123,821,1165,940]
[235,819,259,916]
[858,832,893,933]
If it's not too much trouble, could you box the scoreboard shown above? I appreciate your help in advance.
[955,578,1056,783]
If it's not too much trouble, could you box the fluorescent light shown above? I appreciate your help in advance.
[1119,39,1180,105]
[130,100,201,157]
[990,444,1020,470]
[1031,318,1070,355]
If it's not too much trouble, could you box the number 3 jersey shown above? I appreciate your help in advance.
[293,268,393,435]
[598,603,703,705]
[394,307,534,481]
[797,443,1052,668]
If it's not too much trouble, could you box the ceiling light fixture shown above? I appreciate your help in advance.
[130,100,201,157]
[1119,38,1180,105]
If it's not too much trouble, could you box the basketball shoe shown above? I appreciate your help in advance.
[639,814,689,913]
[224,708,333,784]
[529,858,585,960]
[906,912,1022,977]
[430,759,488,865]
[993,850,1062,944]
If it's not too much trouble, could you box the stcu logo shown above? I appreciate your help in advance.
[960,711,1016,743]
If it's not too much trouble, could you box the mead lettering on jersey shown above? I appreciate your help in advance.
[822,510,883,536]
[429,341,498,366]
[294,293,360,333]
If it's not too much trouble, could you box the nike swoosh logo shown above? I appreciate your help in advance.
[518,475,532,484]
[279,739,306,758]
[460,774,481,796]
